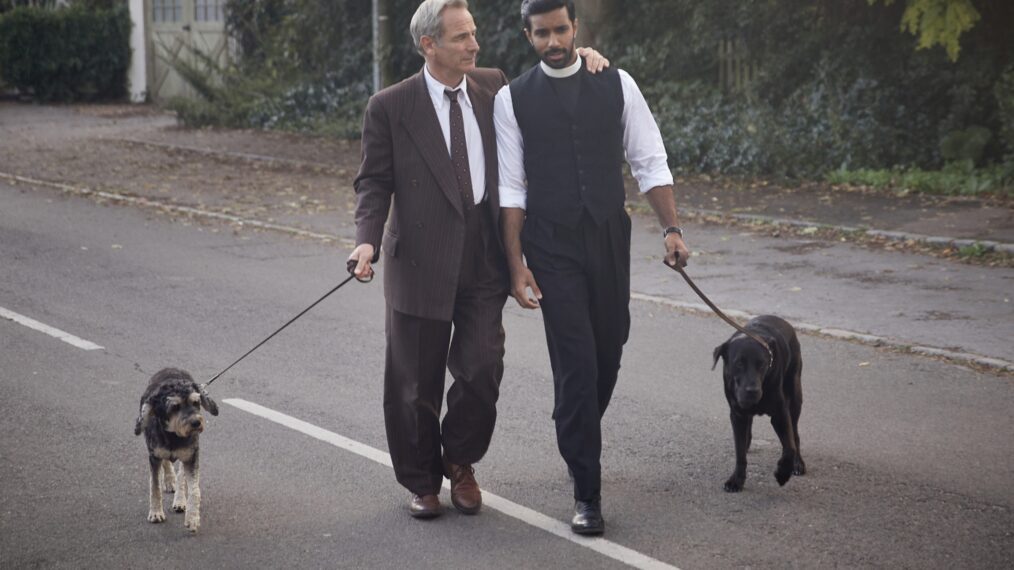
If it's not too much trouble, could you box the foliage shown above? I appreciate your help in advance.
[173,0,1013,181]
[957,241,993,259]
[869,0,980,61]
[598,0,1012,176]
[826,161,1013,197]
[0,0,57,13]
[996,69,1014,160]
[939,126,991,164]
[0,3,130,101]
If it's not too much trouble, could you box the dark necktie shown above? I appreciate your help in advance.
[445,88,474,209]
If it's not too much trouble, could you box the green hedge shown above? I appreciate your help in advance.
[178,0,1013,182]
[0,3,130,102]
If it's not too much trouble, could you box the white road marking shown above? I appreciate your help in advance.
[0,306,104,350]
[224,398,680,570]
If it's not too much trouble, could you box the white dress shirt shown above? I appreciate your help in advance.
[494,57,673,210]
[424,64,485,205]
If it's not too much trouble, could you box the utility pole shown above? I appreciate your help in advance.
[372,0,394,92]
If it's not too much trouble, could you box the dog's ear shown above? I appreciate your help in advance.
[198,384,219,416]
[134,402,152,435]
[712,342,728,371]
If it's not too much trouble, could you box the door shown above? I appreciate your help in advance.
[146,0,227,102]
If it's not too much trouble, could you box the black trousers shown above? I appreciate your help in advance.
[522,209,632,501]
[383,205,508,496]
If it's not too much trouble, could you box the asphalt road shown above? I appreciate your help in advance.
[2,182,1012,569]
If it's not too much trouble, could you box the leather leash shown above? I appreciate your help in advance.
[663,261,773,367]
[203,261,371,388]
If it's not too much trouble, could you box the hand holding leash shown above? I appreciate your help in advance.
[664,233,690,269]
[348,244,376,282]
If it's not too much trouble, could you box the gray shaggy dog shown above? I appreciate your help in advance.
[134,368,218,533]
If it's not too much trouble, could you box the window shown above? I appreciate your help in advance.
[195,0,224,22]
[153,0,183,23]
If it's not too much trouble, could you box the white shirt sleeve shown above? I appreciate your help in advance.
[493,85,528,210]
[619,70,674,193]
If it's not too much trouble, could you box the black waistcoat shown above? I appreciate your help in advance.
[509,64,625,228]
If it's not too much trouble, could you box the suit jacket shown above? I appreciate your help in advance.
[354,66,508,321]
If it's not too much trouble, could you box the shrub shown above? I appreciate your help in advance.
[940,126,992,165]
[0,3,130,101]
[996,69,1014,160]
[826,161,1012,197]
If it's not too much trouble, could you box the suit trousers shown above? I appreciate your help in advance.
[383,204,508,496]
[522,208,632,502]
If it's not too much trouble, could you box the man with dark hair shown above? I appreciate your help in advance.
[350,0,609,520]
[495,0,690,535]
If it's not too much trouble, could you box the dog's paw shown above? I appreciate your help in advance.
[793,460,806,476]
[723,477,745,493]
[163,480,176,493]
[147,511,166,523]
[775,464,793,486]
[171,496,186,512]
[184,515,200,533]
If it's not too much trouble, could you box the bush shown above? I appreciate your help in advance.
[0,3,130,101]
[826,161,1013,197]
[178,0,1014,180]
[996,69,1014,160]
[940,126,992,165]
[605,0,1014,177]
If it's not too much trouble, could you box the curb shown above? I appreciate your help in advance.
[111,137,342,172]
[631,293,1014,374]
[683,207,1014,255]
[5,170,1012,375]
[112,138,1014,255]
[0,171,354,246]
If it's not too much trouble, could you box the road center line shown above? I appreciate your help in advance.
[224,398,679,570]
[0,306,104,351]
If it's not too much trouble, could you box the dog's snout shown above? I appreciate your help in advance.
[736,385,763,407]
[190,418,202,428]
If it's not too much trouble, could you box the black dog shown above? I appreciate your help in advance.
[134,368,218,532]
[712,315,805,492]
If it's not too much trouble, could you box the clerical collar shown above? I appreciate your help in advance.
[540,56,582,79]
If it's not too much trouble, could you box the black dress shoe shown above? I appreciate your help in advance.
[571,499,605,535]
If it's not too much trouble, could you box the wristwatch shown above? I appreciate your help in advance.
[662,226,684,239]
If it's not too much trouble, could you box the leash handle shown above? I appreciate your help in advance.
[205,261,370,387]
[663,261,773,366]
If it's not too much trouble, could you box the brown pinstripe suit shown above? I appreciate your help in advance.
[353,67,510,495]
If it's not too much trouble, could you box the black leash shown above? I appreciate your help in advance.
[664,260,773,367]
[204,260,371,387]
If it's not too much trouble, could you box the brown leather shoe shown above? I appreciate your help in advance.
[408,494,442,519]
[444,459,481,515]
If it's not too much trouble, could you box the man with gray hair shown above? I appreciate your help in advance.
[349,0,607,519]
